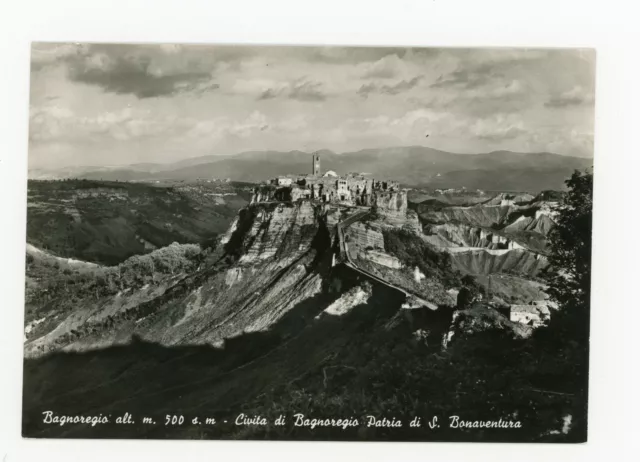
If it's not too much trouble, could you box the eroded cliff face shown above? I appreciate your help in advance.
[448,248,548,277]
[24,190,555,358]
[426,223,520,250]
[236,201,320,264]
[373,190,422,231]
[480,192,536,206]
[415,195,556,279]
[374,190,407,215]
[418,204,517,228]
[503,213,555,236]
[24,201,340,357]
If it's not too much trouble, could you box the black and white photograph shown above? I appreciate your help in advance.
[20,42,595,442]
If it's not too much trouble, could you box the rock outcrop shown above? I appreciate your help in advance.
[444,303,533,348]
[504,213,555,236]
[24,201,337,357]
[415,192,557,279]
[373,190,407,216]
[417,204,517,228]
[24,188,558,360]
[237,202,318,265]
[510,304,551,327]
[449,248,548,277]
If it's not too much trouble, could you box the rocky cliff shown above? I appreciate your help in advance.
[373,190,407,215]
[503,213,555,236]
[449,248,548,277]
[24,201,339,357]
[415,192,556,274]
[418,204,518,228]
[25,194,467,360]
[22,185,580,442]
[24,189,557,360]
[427,223,509,249]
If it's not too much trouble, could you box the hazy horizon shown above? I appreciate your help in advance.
[29,44,595,170]
[28,144,593,173]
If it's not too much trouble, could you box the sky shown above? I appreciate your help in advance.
[28,43,595,170]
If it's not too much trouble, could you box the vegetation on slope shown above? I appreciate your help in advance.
[381,227,461,289]
[26,179,252,265]
[25,242,207,331]
[233,327,582,442]
[542,170,593,339]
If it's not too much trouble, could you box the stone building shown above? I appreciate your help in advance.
[271,176,293,186]
[259,153,402,207]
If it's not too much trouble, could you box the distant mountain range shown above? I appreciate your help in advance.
[29,146,593,192]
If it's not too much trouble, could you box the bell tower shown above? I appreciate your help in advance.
[312,153,321,176]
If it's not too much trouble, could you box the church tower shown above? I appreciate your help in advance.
[312,153,321,176]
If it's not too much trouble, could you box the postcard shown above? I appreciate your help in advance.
[22,43,594,442]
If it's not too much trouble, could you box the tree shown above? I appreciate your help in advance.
[537,169,593,440]
[543,169,593,342]
[457,275,479,309]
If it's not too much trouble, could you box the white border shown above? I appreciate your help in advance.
[2,1,639,461]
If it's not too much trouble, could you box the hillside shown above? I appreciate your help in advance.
[22,197,585,442]
[26,179,253,265]
[32,147,593,192]
[24,199,458,357]
[23,191,555,357]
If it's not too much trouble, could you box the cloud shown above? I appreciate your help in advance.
[346,109,528,146]
[431,60,509,91]
[524,127,594,157]
[33,43,223,98]
[430,49,549,91]
[357,76,423,98]
[427,80,528,109]
[361,54,403,79]
[545,86,594,108]
[468,114,527,141]
[289,80,326,101]
[31,43,86,72]
[258,88,279,100]
[188,111,270,139]
[67,53,216,99]
[432,69,491,90]
[29,104,75,142]
[180,112,311,150]
[28,45,596,166]
[29,101,309,148]
[303,46,419,65]
[29,103,189,143]
[416,67,531,116]
[258,78,327,101]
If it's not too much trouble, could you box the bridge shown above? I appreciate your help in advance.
[336,210,438,311]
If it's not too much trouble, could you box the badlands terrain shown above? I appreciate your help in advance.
[22,171,579,441]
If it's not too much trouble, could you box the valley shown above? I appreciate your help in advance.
[22,156,584,441]
[26,179,253,265]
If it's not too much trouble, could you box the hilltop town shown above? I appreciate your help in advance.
[252,153,401,206]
